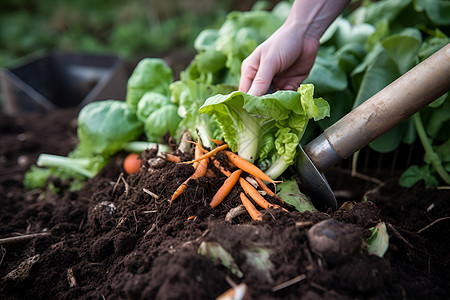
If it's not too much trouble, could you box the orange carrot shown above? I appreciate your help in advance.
[163,153,181,163]
[171,183,187,202]
[184,144,229,164]
[213,159,232,177]
[171,157,209,202]
[240,192,262,221]
[208,137,224,146]
[192,137,203,169]
[253,176,284,203]
[210,169,242,208]
[239,177,279,210]
[224,151,277,185]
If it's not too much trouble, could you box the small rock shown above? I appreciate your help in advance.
[307,219,364,265]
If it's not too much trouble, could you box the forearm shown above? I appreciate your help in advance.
[285,0,350,40]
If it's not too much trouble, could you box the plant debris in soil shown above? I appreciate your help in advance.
[1,107,449,300]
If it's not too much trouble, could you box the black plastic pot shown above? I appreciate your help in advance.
[0,52,128,115]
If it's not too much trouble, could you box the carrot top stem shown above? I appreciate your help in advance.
[240,192,262,221]
[184,144,229,164]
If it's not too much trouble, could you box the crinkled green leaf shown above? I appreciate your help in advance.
[136,92,171,122]
[126,58,173,112]
[144,104,181,143]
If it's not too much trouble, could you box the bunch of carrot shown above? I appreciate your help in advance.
[169,138,284,221]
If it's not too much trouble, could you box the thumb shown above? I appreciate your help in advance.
[246,62,276,96]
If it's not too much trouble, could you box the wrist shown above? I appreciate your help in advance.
[286,0,349,40]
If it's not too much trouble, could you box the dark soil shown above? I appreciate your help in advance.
[1,107,449,300]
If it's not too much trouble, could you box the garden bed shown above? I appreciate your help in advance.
[1,106,449,299]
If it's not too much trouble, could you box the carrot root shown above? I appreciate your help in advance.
[210,169,242,208]
[240,192,262,221]
[239,177,279,210]
[171,156,209,202]
[184,144,229,164]
[163,153,181,163]
[253,176,284,203]
[224,151,276,185]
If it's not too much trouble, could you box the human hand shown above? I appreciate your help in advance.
[239,0,349,96]
[239,25,320,96]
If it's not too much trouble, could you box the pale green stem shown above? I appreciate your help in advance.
[413,113,450,184]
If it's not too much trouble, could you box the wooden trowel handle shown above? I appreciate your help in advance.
[306,43,450,172]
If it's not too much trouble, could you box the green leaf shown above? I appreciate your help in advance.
[144,104,182,143]
[77,100,143,157]
[414,0,450,26]
[367,222,389,257]
[136,92,171,122]
[381,28,422,73]
[364,0,412,25]
[352,47,401,108]
[126,58,173,112]
[304,47,348,94]
[399,164,439,187]
[276,180,317,212]
[198,241,243,278]
[369,120,411,153]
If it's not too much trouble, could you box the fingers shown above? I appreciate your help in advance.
[239,49,277,96]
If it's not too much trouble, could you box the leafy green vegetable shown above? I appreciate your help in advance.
[171,77,235,148]
[366,222,389,257]
[25,99,143,191]
[126,58,173,112]
[199,84,329,179]
[144,104,181,143]
[23,166,52,190]
[136,92,171,122]
[77,100,143,157]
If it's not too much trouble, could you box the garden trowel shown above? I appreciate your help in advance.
[297,43,450,211]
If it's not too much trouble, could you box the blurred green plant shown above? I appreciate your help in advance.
[0,0,233,67]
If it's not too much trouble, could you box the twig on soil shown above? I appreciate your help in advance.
[225,205,247,222]
[295,221,313,227]
[133,211,138,233]
[143,188,159,199]
[338,168,384,185]
[78,218,85,232]
[121,175,130,197]
[271,274,307,292]
[112,173,123,194]
[144,224,157,237]
[310,282,343,297]
[225,275,237,288]
[112,173,130,197]
[387,224,414,248]
[0,232,51,246]
[67,268,77,287]
[0,246,6,267]
[417,217,450,234]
